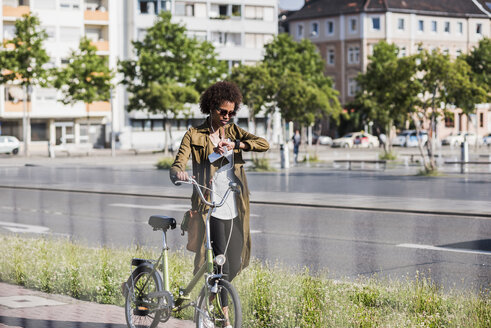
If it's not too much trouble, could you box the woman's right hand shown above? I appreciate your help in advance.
[176,171,190,182]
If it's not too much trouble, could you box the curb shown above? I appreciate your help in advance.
[1,184,489,219]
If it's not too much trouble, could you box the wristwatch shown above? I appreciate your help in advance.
[234,139,241,149]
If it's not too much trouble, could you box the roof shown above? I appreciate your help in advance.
[287,0,491,22]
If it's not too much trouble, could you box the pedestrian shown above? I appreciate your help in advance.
[292,129,301,163]
[379,132,387,149]
[170,81,269,287]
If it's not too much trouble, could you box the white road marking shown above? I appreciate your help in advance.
[0,221,50,234]
[109,203,260,217]
[397,243,491,256]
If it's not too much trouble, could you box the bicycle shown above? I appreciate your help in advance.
[123,177,242,328]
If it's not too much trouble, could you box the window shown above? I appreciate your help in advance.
[211,32,241,47]
[139,0,161,14]
[175,2,194,17]
[418,20,424,32]
[245,33,273,48]
[43,26,56,41]
[476,23,482,34]
[399,46,407,57]
[297,24,304,38]
[444,22,450,33]
[326,20,334,35]
[371,17,380,31]
[398,18,405,31]
[444,113,455,128]
[456,49,462,57]
[431,21,437,32]
[311,22,319,37]
[328,49,335,65]
[60,0,80,9]
[137,28,148,41]
[480,112,484,127]
[187,30,207,42]
[36,88,57,102]
[3,24,16,40]
[59,27,80,42]
[457,22,463,34]
[348,78,358,97]
[231,5,241,18]
[244,5,273,21]
[348,46,360,64]
[349,18,357,33]
[443,48,449,55]
[35,0,56,9]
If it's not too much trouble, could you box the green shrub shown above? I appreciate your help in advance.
[379,152,397,160]
[155,157,175,170]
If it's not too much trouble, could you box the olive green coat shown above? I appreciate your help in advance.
[170,117,269,274]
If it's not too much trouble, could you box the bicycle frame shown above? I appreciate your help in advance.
[133,178,235,311]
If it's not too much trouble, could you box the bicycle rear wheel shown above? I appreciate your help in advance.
[196,279,242,328]
[125,265,162,328]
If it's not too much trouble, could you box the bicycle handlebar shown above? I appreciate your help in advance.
[174,177,238,209]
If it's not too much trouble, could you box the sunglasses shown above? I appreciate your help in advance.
[216,108,236,117]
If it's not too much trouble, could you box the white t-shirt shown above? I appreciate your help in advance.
[210,139,238,220]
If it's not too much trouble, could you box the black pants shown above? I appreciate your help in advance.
[210,216,243,283]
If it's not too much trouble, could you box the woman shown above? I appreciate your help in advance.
[170,81,269,283]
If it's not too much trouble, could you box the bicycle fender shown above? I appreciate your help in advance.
[123,262,163,297]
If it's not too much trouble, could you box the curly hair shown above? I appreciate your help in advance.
[199,81,242,114]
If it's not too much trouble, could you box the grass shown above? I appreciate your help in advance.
[416,168,443,177]
[155,157,175,170]
[250,157,276,172]
[0,235,489,327]
[379,151,397,160]
[302,153,321,163]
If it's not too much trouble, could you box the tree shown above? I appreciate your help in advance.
[54,37,113,106]
[229,63,277,135]
[53,37,114,147]
[119,11,226,154]
[354,41,421,154]
[0,14,50,156]
[464,37,491,97]
[262,34,341,143]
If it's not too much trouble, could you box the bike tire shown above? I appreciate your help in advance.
[125,265,163,328]
[195,279,242,328]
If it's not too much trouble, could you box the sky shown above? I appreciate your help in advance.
[279,0,305,10]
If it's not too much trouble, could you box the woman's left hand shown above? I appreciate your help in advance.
[215,140,234,154]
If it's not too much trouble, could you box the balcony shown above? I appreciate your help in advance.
[91,40,109,52]
[4,101,30,113]
[84,10,109,22]
[87,101,110,112]
[2,5,30,18]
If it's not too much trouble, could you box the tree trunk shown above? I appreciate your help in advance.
[412,113,430,171]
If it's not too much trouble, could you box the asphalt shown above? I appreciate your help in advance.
[0,146,490,328]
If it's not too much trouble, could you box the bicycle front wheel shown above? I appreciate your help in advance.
[196,279,242,328]
[125,265,162,328]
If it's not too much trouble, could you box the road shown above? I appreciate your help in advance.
[0,187,489,292]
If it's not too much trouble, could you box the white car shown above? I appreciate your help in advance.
[442,132,478,147]
[392,130,413,147]
[483,133,491,146]
[332,132,379,148]
[0,136,20,155]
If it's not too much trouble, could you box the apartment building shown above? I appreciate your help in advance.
[122,0,278,149]
[1,0,123,150]
[1,0,278,151]
[286,0,491,138]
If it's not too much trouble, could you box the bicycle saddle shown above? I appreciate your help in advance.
[148,215,177,231]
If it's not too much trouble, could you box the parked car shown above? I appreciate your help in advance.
[312,133,333,146]
[442,132,478,146]
[332,132,379,148]
[0,136,20,155]
[392,130,413,147]
[483,133,491,146]
[353,132,379,148]
[406,131,428,147]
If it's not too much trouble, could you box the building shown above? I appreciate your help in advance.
[286,0,491,138]
[0,0,278,152]
[121,0,278,149]
[1,0,122,151]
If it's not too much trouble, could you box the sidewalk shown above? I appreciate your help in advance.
[0,282,194,328]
